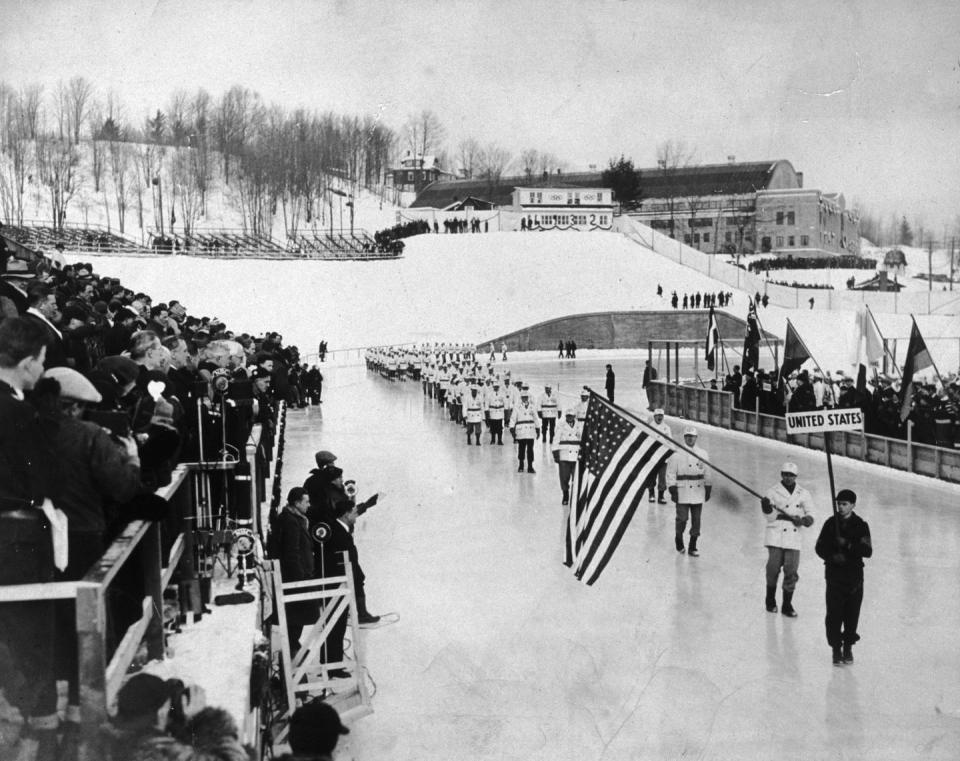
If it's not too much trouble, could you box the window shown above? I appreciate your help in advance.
[596,192,604,203]
[703,233,710,243]
[725,231,733,243]
[776,235,784,247]
[684,234,692,244]
[567,193,573,205]
[776,211,784,225]
[574,193,581,205]
[407,171,413,182]
[788,236,795,246]
[693,233,700,244]
[801,235,809,246]
[787,211,795,225]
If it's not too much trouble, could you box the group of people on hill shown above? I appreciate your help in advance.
[0,244,348,760]
[662,287,734,309]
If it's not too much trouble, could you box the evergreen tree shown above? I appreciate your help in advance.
[601,155,642,211]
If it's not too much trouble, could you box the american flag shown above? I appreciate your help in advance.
[565,393,673,585]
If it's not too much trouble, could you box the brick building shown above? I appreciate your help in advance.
[410,159,860,257]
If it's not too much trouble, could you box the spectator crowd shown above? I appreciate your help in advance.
[0,239,346,760]
[721,363,960,448]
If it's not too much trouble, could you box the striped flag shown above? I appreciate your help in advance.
[565,393,673,586]
[705,305,720,371]
[899,318,934,423]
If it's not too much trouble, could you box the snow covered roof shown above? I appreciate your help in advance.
[411,160,795,209]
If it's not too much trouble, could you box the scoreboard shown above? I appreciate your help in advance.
[513,186,614,231]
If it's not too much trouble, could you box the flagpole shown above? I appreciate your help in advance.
[865,305,902,378]
[583,388,764,500]
[713,311,729,378]
[750,301,780,370]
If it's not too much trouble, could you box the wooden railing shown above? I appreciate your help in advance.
[647,380,960,483]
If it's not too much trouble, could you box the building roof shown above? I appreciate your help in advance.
[410,160,795,209]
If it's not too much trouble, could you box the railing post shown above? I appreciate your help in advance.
[141,522,164,661]
[76,583,107,761]
[907,420,914,474]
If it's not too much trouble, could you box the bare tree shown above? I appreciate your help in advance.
[519,148,539,183]
[36,133,81,229]
[477,142,512,203]
[66,76,94,145]
[19,83,43,140]
[655,139,696,238]
[0,85,33,224]
[456,137,481,179]
[188,88,212,213]
[167,89,191,146]
[404,109,445,163]
[89,102,105,193]
[108,139,131,233]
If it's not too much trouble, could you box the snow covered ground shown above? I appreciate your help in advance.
[65,229,960,380]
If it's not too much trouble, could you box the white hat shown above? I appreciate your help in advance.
[564,408,576,416]
[781,462,799,475]
[683,426,698,437]
[43,367,102,404]
[580,388,589,397]
[654,408,665,416]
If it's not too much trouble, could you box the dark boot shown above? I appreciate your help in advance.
[675,534,685,553]
[658,490,667,504]
[648,490,655,502]
[781,590,798,617]
[688,536,699,557]
[842,643,854,664]
[518,463,524,472]
[765,586,778,613]
[832,646,843,666]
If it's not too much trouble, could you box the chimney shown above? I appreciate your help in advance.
[796,172,803,188]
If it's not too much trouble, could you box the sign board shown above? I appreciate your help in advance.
[785,408,864,435]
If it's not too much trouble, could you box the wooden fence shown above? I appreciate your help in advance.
[648,380,960,483]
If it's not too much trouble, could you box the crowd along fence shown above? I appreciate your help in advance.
[646,380,960,484]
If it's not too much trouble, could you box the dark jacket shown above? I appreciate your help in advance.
[321,518,364,589]
[42,411,141,533]
[22,311,68,369]
[815,513,872,584]
[0,380,55,512]
[274,507,315,582]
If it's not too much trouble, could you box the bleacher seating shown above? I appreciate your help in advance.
[285,229,402,259]
[3,222,400,260]
[4,223,146,255]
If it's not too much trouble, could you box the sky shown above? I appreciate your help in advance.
[3,0,960,233]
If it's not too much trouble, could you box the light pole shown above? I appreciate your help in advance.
[152,176,164,237]
[346,198,354,235]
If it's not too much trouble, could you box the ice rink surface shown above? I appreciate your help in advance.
[282,356,960,761]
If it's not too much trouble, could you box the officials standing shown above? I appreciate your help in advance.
[665,426,712,556]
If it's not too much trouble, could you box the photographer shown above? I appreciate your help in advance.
[34,367,143,720]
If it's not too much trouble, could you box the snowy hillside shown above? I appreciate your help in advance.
[64,230,960,376]
[65,231,744,347]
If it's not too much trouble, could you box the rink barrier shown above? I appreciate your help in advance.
[0,418,283,759]
[648,380,960,484]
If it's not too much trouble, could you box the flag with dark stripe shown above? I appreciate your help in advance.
[565,394,673,585]
[705,305,719,371]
